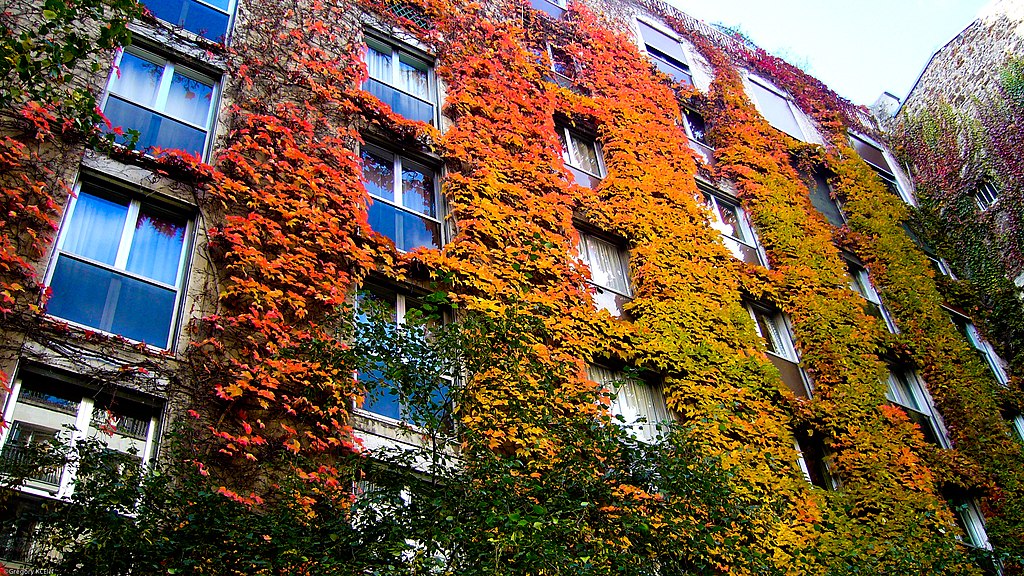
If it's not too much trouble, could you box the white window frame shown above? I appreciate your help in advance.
[635,19,694,87]
[703,192,766,266]
[849,133,916,206]
[885,368,951,448]
[951,499,994,551]
[145,0,237,42]
[0,376,160,500]
[103,47,220,160]
[577,231,632,316]
[361,145,444,252]
[746,304,798,362]
[558,126,605,179]
[364,31,438,123]
[947,310,1010,386]
[44,179,193,351]
[975,181,1000,211]
[747,76,807,141]
[845,258,898,333]
[354,286,452,426]
[588,365,671,443]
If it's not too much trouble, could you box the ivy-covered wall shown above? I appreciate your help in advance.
[2,0,1024,573]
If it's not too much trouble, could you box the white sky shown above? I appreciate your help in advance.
[665,0,991,105]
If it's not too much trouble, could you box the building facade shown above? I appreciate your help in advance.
[0,0,1022,573]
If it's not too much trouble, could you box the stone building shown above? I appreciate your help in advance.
[0,0,1022,573]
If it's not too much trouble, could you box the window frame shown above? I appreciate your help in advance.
[363,30,438,126]
[746,303,798,362]
[635,19,694,88]
[143,0,237,43]
[794,436,837,490]
[360,144,444,252]
[975,181,1000,211]
[947,310,1009,386]
[885,367,950,448]
[44,177,194,350]
[102,46,220,160]
[849,133,915,206]
[577,229,632,316]
[845,257,898,333]
[587,364,672,443]
[354,284,453,426]
[0,373,162,499]
[558,125,605,180]
[701,189,766,266]
[747,76,806,141]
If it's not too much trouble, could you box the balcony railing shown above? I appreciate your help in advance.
[0,443,64,486]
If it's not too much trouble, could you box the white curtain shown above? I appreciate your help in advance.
[164,71,214,126]
[588,366,670,442]
[63,191,129,265]
[111,52,163,107]
[569,133,601,175]
[398,60,429,99]
[125,207,186,286]
[366,45,392,84]
[581,235,630,295]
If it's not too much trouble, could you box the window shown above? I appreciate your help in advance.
[578,232,632,316]
[951,499,993,550]
[975,181,1000,211]
[701,192,764,266]
[682,108,708,145]
[558,126,604,188]
[363,31,437,125]
[637,21,693,88]
[748,78,804,140]
[0,372,162,497]
[845,259,897,333]
[103,48,218,158]
[588,365,671,443]
[46,179,192,349]
[794,435,836,490]
[143,0,234,42]
[544,43,576,88]
[850,134,912,204]
[746,304,810,398]
[949,312,1009,385]
[355,285,450,424]
[806,171,845,227]
[885,368,948,447]
[529,0,566,18]
[360,146,442,252]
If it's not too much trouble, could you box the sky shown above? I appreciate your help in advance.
[665,0,992,105]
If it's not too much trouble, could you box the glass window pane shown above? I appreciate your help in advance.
[752,310,781,355]
[398,58,429,99]
[110,52,164,108]
[580,234,630,295]
[163,71,214,127]
[717,201,747,241]
[569,133,601,176]
[401,163,435,217]
[125,206,187,286]
[749,81,803,139]
[367,200,441,251]
[62,190,129,265]
[359,368,402,420]
[103,96,208,156]
[366,45,393,84]
[143,0,230,41]
[48,257,175,347]
[361,149,395,202]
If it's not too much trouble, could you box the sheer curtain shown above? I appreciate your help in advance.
[125,208,186,286]
[581,235,630,295]
[589,365,670,443]
[569,134,601,175]
[62,192,129,265]
[164,71,214,126]
[111,52,163,107]
[398,60,429,99]
[366,45,392,84]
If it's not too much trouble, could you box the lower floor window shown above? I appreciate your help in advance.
[588,365,671,443]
